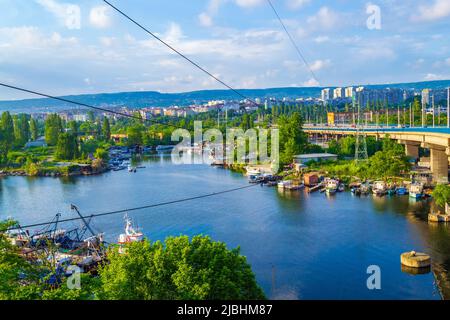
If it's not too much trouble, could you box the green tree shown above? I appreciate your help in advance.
[97,236,265,300]
[55,133,79,160]
[44,114,63,146]
[94,148,109,162]
[278,112,308,165]
[67,121,78,136]
[432,184,450,208]
[0,220,42,300]
[13,114,30,147]
[87,111,95,123]
[101,118,111,141]
[127,125,144,146]
[1,111,15,146]
[30,117,39,141]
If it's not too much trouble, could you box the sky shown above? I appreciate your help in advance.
[0,0,449,100]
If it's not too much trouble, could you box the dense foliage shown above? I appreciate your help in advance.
[0,223,265,300]
[432,184,450,208]
[98,236,265,300]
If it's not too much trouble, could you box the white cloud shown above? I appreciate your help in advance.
[307,7,339,30]
[235,0,264,8]
[309,59,331,71]
[163,23,184,43]
[413,0,450,22]
[35,0,81,29]
[198,13,213,27]
[287,0,311,10]
[424,73,448,81]
[0,26,77,48]
[314,36,329,43]
[89,6,112,28]
[303,78,319,86]
[355,44,396,60]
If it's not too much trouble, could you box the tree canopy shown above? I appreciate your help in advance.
[98,236,265,300]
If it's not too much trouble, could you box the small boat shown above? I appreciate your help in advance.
[277,180,304,190]
[372,181,386,196]
[338,184,345,192]
[409,183,424,199]
[246,167,261,176]
[396,187,408,195]
[156,145,175,152]
[248,174,263,184]
[325,179,338,195]
[386,188,396,196]
[278,180,291,189]
[118,215,144,245]
[128,165,137,173]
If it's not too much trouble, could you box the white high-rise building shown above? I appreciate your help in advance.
[333,87,344,98]
[345,87,354,98]
[422,89,431,106]
[321,88,333,101]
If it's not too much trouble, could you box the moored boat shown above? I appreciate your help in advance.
[118,215,144,246]
[372,181,387,196]
[396,187,408,195]
[409,183,424,199]
[325,179,338,195]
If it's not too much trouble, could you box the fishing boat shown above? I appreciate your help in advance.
[372,181,387,196]
[325,179,338,195]
[118,215,144,245]
[409,183,424,199]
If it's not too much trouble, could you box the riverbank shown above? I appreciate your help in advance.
[0,164,107,177]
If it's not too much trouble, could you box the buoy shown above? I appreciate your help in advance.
[400,251,431,268]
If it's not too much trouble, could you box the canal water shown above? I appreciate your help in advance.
[1,155,449,300]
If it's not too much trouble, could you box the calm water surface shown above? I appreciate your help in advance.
[1,155,450,300]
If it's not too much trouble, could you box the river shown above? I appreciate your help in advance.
[1,154,449,300]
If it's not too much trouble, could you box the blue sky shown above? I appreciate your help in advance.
[0,0,449,100]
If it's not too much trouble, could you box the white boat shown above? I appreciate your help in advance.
[278,180,291,189]
[128,165,136,172]
[246,167,261,176]
[372,181,387,196]
[156,145,175,152]
[278,180,304,190]
[118,215,144,245]
[325,179,338,194]
[409,183,424,199]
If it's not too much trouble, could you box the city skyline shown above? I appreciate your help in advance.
[0,0,449,100]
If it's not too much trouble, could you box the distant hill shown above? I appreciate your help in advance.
[0,80,449,113]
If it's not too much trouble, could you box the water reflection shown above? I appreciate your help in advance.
[0,158,449,299]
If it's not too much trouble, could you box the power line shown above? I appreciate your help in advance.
[3,183,259,232]
[266,0,319,85]
[103,0,259,107]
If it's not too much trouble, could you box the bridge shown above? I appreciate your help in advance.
[303,125,450,183]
